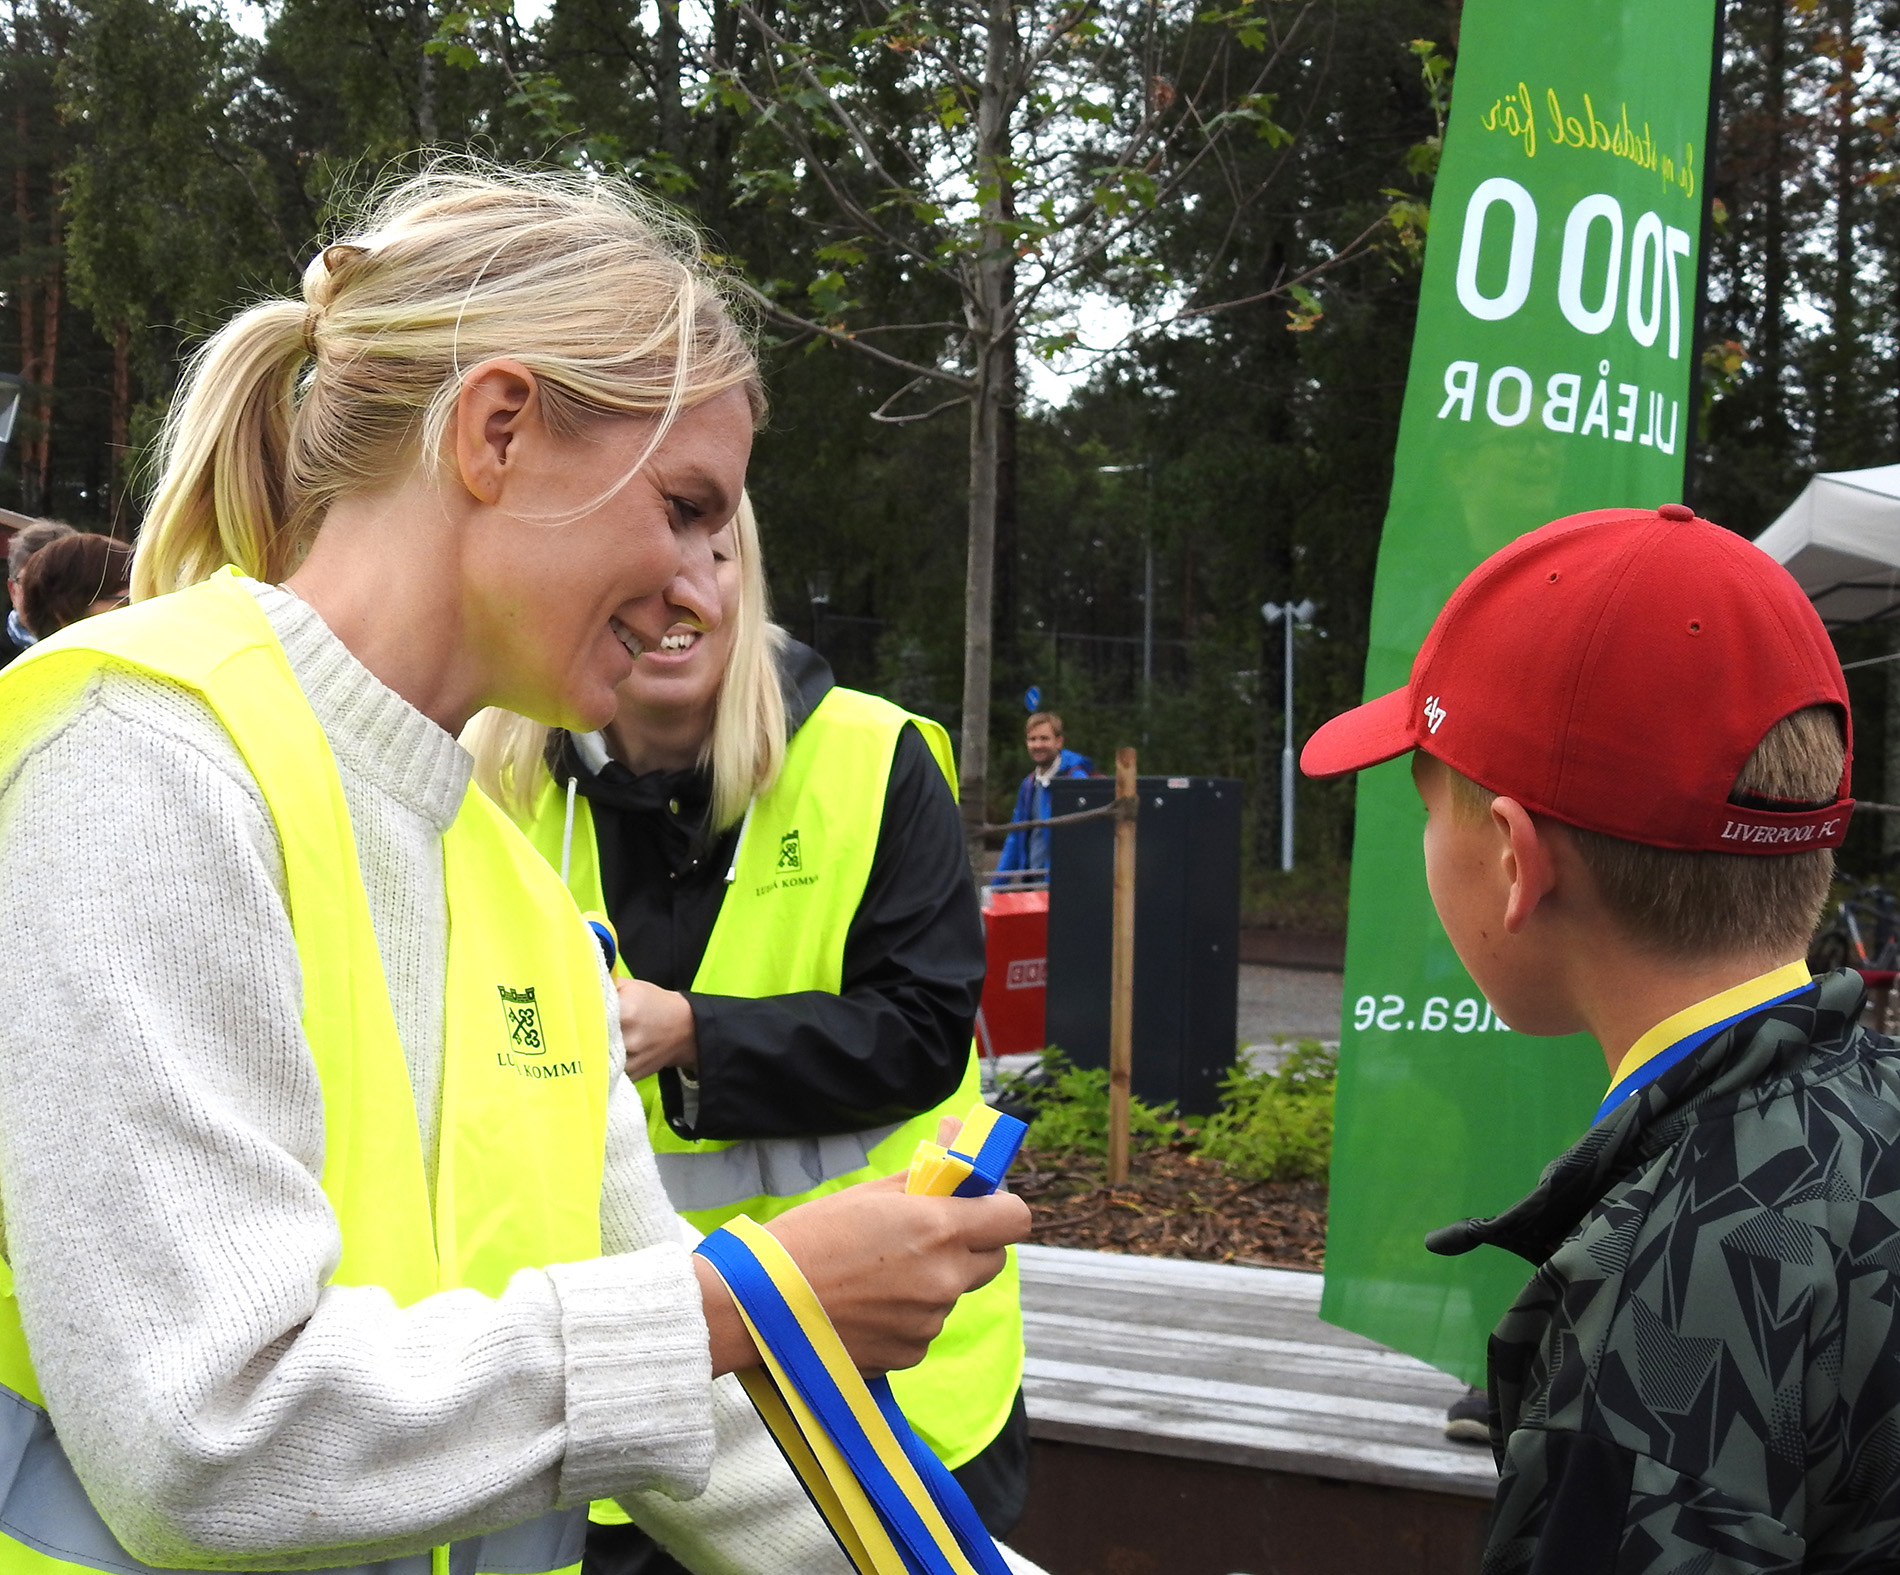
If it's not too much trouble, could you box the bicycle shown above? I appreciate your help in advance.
[1808,875,1900,1035]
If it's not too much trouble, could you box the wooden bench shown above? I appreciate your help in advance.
[1009,1245,1497,1575]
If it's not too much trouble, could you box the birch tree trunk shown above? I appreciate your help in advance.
[1827,0,1855,448]
[656,0,686,165]
[32,183,60,507]
[12,5,39,511]
[110,320,130,527]
[1760,0,1786,438]
[417,29,438,143]
[957,0,1016,864]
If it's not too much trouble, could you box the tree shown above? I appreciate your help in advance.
[5,0,76,512]
[1696,0,1900,870]
[684,0,1402,844]
[61,0,295,523]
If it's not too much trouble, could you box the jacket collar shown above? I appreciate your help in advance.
[554,634,835,815]
[1426,968,1867,1267]
[1597,958,1813,1121]
[777,637,834,737]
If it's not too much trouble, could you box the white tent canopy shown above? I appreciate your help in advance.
[1755,464,1900,627]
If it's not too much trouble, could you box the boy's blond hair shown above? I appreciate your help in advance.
[1448,705,1844,961]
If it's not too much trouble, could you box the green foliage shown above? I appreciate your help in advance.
[1000,1049,1178,1158]
[1006,1043,1336,1184]
[3,0,1451,890]
[1240,861,1349,932]
[1194,1041,1336,1183]
[1284,283,1323,333]
[1379,37,1451,266]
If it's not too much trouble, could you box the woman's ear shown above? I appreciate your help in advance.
[453,359,539,507]
[1493,797,1558,934]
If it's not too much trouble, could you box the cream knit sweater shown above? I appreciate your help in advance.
[0,580,850,1572]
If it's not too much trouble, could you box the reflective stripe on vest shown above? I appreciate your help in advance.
[0,1382,584,1575]
[652,1122,906,1213]
[507,687,1023,1471]
[0,570,607,1573]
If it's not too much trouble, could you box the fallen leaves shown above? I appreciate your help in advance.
[1014,1142,1326,1270]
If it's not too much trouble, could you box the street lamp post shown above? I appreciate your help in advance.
[0,375,23,471]
[806,570,831,652]
[1261,598,1316,870]
[1098,463,1154,701]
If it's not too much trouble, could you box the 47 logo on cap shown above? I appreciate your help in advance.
[1423,696,1447,734]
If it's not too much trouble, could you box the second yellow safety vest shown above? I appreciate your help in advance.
[512,686,1023,1473]
[0,570,611,1575]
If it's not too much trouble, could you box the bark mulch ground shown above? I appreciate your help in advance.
[1014,1142,1327,1271]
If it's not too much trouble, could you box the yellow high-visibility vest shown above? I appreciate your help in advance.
[0,569,609,1575]
[511,686,1023,1478]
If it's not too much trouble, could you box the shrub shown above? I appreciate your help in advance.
[1000,1048,1178,1157]
[1192,1040,1337,1183]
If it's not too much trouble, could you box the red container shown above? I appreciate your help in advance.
[977,890,1048,1059]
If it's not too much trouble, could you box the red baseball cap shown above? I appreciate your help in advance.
[1301,505,1855,853]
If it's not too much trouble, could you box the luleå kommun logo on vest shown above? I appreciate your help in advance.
[755,827,821,896]
[496,984,581,1080]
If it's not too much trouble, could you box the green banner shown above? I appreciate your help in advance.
[1322,0,1720,1385]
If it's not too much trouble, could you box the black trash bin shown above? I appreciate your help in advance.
[1043,775,1241,1116]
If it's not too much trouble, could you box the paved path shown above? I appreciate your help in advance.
[1237,962,1342,1059]
[1019,1244,1496,1500]
[989,962,1343,1083]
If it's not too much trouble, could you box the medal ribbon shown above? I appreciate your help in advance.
[694,1102,1028,1575]
[1593,958,1812,1125]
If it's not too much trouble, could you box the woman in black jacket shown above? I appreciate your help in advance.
[467,493,1029,1575]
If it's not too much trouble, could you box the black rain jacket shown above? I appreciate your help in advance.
[550,640,984,1142]
[1430,970,1900,1574]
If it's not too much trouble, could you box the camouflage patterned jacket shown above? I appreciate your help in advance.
[1429,970,1900,1574]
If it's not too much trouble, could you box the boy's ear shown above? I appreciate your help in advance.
[1492,797,1558,933]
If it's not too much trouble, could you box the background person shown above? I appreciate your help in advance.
[992,710,1091,888]
[466,490,1028,1575]
[2,516,75,664]
[18,531,132,637]
[0,164,1027,1575]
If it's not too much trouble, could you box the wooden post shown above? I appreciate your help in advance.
[1108,747,1137,1185]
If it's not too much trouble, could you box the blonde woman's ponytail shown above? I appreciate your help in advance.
[130,161,760,604]
[132,300,309,600]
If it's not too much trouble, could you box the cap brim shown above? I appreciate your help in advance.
[1300,686,1417,779]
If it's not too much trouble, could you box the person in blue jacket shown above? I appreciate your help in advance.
[991,711,1091,888]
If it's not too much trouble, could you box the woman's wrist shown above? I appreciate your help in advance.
[618,979,702,1080]
[693,1254,758,1377]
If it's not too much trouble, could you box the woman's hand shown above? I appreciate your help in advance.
[617,976,700,1080]
[761,1176,1030,1373]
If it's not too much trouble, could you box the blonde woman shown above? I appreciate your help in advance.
[468,493,1026,1575]
[0,166,1027,1575]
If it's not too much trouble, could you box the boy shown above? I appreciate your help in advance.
[1302,504,1900,1571]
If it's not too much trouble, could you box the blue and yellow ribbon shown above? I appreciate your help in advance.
[1594,958,1812,1125]
[694,1102,1028,1575]
[902,1103,1025,1199]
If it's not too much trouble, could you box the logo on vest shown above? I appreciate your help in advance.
[753,827,821,896]
[496,985,580,1080]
